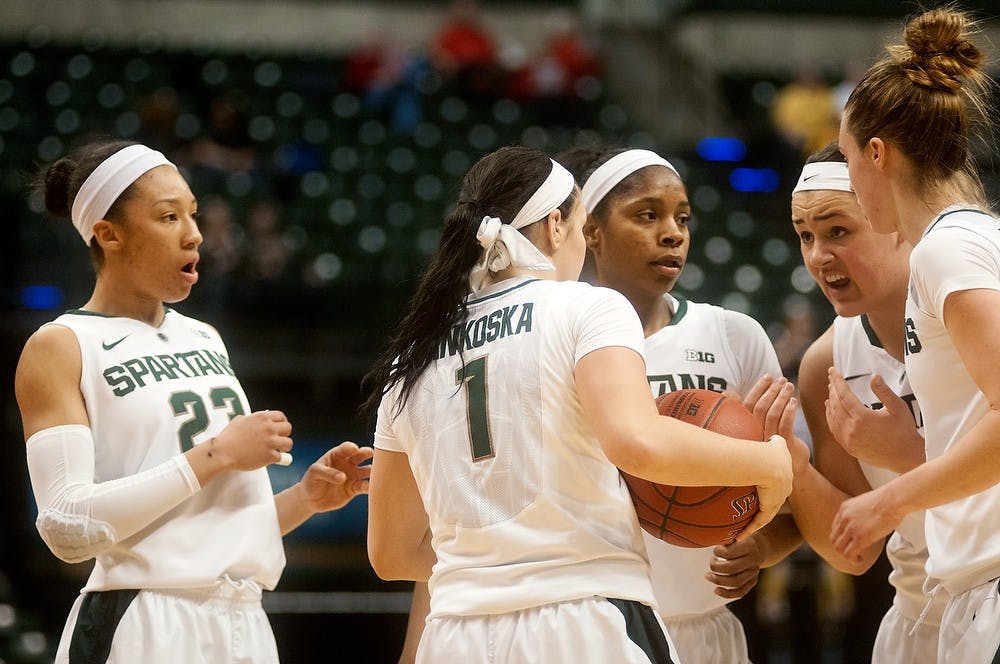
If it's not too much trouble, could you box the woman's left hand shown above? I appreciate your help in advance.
[831,486,902,561]
[300,441,374,513]
[707,536,765,599]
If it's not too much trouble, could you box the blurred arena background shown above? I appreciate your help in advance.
[1,1,998,662]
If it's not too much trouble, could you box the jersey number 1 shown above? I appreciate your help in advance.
[456,356,494,462]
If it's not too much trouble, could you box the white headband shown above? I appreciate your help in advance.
[71,144,175,244]
[469,159,575,292]
[792,161,852,195]
[581,149,679,214]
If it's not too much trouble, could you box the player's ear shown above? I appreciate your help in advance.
[583,217,601,252]
[91,219,125,253]
[544,208,564,250]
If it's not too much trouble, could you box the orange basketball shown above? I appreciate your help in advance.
[621,388,763,548]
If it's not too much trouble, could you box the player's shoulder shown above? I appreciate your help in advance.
[20,322,80,360]
[684,297,768,338]
[166,308,223,340]
[547,279,631,307]
[16,322,82,393]
[919,207,1000,248]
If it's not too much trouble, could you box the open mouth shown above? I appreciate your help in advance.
[654,255,684,268]
[652,256,684,275]
[823,271,850,290]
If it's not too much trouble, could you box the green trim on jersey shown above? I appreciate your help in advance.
[467,279,540,306]
[666,295,689,327]
[65,308,115,318]
[65,305,173,319]
[860,314,882,349]
[924,208,992,236]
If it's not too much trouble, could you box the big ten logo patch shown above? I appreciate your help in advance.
[685,349,715,363]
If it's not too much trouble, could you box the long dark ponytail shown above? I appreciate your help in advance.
[362,146,577,417]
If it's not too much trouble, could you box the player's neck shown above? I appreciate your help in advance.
[86,280,167,327]
[865,301,907,362]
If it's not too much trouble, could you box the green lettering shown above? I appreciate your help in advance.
[103,365,135,396]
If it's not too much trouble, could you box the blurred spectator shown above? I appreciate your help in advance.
[135,87,183,153]
[507,10,602,125]
[832,61,865,118]
[236,199,300,314]
[245,199,292,282]
[343,30,426,135]
[772,300,818,382]
[770,68,838,158]
[428,0,501,98]
[187,91,259,177]
[530,11,601,100]
[186,196,241,317]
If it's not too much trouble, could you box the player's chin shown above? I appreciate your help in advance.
[163,284,195,304]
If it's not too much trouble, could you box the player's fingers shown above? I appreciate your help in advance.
[312,464,348,483]
[707,556,754,576]
[763,381,794,435]
[750,377,786,421]
[735,509,774,542]
[779,397,798,440]
[870,375,904,413]
[348,446,375,465]
[743,375,776,408]
[713,574,758,599]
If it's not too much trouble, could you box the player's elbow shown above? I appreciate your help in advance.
[35,510,115,564]
[601,426,658,478]
[367,534,408,581]
[827,552,876,576]
[368,549,408,581]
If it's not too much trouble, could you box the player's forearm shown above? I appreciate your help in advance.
[881,410,1000,516]
[613,417,787,489]
[274,483,315,536]
[756,513,803,568]
[789,464,880,574]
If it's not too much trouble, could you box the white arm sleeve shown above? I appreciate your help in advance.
[26,424,201,563]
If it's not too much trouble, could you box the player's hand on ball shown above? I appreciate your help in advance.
[706,537,764,599]
[298,441,374,513]
[213,410,294,471]
[738,434,793,542]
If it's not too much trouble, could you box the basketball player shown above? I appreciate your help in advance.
[555,145,802,664]
[829,7,1000,662]
[364,145,793,664]
[14,140,373,663]
[778,142,944,662]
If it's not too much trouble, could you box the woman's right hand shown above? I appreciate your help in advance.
[738,433,793,541]
[209,410,293,471]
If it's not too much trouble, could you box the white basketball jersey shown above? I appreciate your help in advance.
[375,278,656,617]
[833,315,944,624]
[46,308,285,592]
[905,206,1000,593]
[642,294,782,617]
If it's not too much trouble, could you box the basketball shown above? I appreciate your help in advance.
[621,388,763,548]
